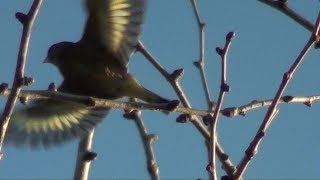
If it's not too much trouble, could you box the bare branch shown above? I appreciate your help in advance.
[258,0,314,32]
[191,0,213,109]
[221,95,320,117]
[206,32,235,180]
[233,9,320,179]
[1,87,319,119]
[124,101,160,180]
[136,41,237,176]
[137,42,210,137]
[73,130,97,180]
[0,0,42,159]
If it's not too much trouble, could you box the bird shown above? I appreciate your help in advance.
[6,0,171,148]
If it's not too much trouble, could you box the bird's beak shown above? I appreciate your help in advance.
[43,57,49,63]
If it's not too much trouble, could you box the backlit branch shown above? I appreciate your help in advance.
[0,0,42,158]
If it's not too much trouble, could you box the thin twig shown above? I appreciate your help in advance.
[0,0,42,159]
[137,41,210,137]
[136,41,237,176]
[191,0,213,109]
[258,0,314,32]
[73,130,97,180]
[221,95,319,117]
[258,0,320,48]
[233,10,320,180]
[124,100,159,180]
[206,32,234,180]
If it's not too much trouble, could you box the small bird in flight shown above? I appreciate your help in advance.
[7,0,171,148]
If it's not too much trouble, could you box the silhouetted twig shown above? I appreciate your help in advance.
[233,9,320,179]
[0,0,42,159]
[124,99,160,180]
[258,0,314,32]
[206,32,234,180]
[191,0,213,109]
[137,41,237,176]
[73,130,97,180]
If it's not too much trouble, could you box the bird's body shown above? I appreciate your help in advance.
[52,41,168,103]
[53,42,129,99]
[6,0,171,148]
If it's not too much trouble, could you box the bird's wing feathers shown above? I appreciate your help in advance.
[82,0,147,67]
[6,99,109,148]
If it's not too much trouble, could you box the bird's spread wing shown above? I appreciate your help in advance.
[82,0,147,67]
[6,99,109,148]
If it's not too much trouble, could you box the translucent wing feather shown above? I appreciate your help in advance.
[6,99,109,148]
[82,0,147,67]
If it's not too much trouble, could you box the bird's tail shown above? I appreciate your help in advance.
[6,99,109,148]
[124,75,171,104]
[139,87,171,104]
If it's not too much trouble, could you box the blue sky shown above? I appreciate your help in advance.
[1,0,320,179]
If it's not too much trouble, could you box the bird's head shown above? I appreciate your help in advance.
[44,42,75,66]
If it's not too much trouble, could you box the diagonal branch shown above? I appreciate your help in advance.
[233,9,320,179]
[137,41,210,140]
[136,41,237,176]
[0,0,42,159]
[258,0,313,31]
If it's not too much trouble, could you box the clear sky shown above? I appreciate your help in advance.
[1,0,320,179]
